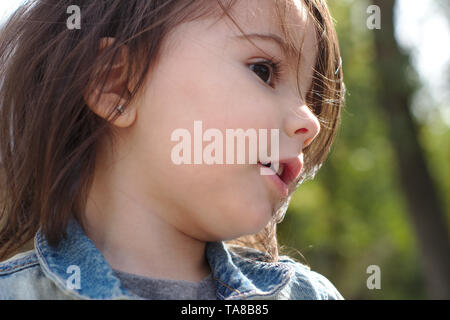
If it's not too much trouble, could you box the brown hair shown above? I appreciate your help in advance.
[0,0,343,261]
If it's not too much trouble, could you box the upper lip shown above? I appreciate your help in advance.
[279,156,303,193]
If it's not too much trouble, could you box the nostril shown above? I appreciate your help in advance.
[296,128,309,134]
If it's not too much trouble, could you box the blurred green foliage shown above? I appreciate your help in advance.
[278,0,449,299]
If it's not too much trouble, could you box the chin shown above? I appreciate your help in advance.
[230,202,274,237]
[201,189,275,240]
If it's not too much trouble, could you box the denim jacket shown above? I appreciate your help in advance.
[0,219,344,300]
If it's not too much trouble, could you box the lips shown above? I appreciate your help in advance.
[278,157,303,193]
[258,156,303,196]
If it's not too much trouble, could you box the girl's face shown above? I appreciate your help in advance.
[116,0,320,242]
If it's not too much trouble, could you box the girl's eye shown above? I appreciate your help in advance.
[248,59,281,88]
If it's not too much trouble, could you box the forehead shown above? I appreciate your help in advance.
[225,0,317,59]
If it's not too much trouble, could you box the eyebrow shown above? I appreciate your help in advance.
[233,33,295,57]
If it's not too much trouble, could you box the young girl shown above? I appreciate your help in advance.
[0,0,344,300]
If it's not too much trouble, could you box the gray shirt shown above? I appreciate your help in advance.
[113,269,218,300]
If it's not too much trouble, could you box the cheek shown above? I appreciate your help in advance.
[143,43,277,134]
[138,139,274,240]
[170,164,275,240]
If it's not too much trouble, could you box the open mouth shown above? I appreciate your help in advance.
[258,157,303,194]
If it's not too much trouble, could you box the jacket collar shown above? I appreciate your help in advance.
[206,242,294,299]
[34,219,135,299]
[35,219,293,300]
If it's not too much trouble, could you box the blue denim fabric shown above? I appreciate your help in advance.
[0,219,344,300]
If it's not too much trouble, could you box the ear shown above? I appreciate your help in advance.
[83,37,137,128]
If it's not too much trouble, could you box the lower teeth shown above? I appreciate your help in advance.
[260,162,281,176]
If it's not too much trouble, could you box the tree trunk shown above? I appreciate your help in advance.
[372,0,450,299]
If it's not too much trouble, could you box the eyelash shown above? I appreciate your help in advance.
[248,57,282,88]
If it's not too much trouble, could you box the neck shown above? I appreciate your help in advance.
[82,170,211,282]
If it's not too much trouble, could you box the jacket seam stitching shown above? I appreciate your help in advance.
[213,276,243,296]
[0,261,40,275]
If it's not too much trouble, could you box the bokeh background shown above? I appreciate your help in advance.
[1,0,449,299]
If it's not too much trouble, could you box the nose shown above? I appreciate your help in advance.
[283,104,321,149]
